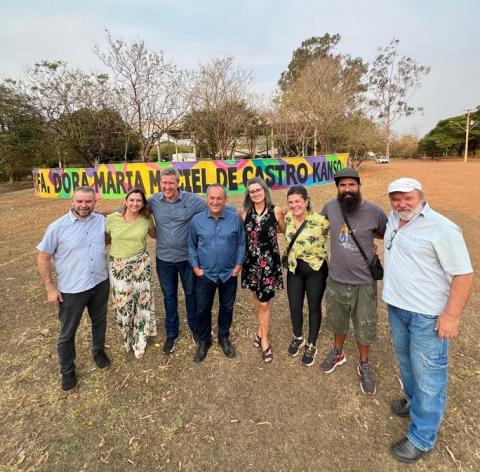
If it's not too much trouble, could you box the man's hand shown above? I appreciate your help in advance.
[47,287,63,306]
[193,267,204,277]
[436,313,460,339]
[435,273,473,340]
[232,265,241,277]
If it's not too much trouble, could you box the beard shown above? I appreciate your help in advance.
[394,202,425,222]
[337,191,362,213]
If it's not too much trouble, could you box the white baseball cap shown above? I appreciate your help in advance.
[388,177,423,194]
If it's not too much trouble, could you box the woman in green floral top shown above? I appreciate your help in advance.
[284,185,329,367]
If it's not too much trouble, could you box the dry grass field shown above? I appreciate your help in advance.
[0,159,479,471]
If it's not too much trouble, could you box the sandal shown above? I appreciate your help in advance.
[253,334,261,349]
[262,346,273,363]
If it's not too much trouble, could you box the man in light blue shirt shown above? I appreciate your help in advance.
[189,184,245,363]
[37,186,111,391]
[383,178,473,464]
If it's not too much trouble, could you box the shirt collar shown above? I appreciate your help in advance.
[207,208,226,219]
[68,209,97,222]
[391,201,429,227]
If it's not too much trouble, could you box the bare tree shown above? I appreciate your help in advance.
[186,57,257,159]
[368,38,430,158]
[275,55,365,155]
[21,60,116,165]
[95,32,193,161]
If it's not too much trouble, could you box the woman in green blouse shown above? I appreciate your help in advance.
[106,188,157,359]
[284,185,329,367]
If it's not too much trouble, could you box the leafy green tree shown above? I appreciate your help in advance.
[368,38,430,158]
[418,107,480,157]
[278,34,341,92]
[0,83,52,182]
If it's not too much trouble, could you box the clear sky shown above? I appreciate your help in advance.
[1,0,479,137]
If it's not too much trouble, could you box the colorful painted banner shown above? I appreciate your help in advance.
[32,154,349,199]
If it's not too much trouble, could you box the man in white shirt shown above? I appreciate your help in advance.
[383,178,473,464]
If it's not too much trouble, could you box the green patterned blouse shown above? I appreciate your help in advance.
[284,211,329,272]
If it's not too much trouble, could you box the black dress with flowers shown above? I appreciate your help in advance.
[241,206,283,302]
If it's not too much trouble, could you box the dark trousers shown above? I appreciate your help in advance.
[287,260,328,345]
[156,258,197,338]
[195,275,238,343]
[57,278,109,374]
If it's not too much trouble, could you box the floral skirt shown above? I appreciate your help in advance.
[109,251,157,357]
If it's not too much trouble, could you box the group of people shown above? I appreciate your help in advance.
[37,167,473,464]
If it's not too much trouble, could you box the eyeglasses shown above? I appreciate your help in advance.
[248,188,264,195]
[386,229,398,250]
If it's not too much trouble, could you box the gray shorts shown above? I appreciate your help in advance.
[324,277,378,345]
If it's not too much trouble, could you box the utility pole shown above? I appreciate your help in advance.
[464,109,471,163]
[450,109,477,163]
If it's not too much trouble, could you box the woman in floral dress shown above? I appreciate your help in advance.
[106,188,157,359]
[239,178,285,363]
[284,185,329,367]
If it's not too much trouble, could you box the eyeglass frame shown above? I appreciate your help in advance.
[248,188,264,195]
[386,229,399,250]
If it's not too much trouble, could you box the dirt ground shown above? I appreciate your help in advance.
[0,159,479,471]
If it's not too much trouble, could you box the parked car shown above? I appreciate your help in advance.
[376,155,389,164]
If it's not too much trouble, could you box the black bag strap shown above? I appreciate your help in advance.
[286,219,308,257]
[339,202,371,265]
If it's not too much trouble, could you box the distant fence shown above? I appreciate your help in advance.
[32,154,349,199]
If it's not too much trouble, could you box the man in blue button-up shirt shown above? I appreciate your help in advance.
[189,184,245,362]
[37,186,111,391]
[148,168,208,355]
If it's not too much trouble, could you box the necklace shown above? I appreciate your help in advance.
[253,205,267,223]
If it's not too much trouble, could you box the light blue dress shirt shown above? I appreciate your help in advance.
[189,209,245,283]
[37,210,108,293]
[382,203,473,316]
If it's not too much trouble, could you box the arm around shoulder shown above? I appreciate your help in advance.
[274,206,286,233]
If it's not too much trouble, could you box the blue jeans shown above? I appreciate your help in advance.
[195,275,238,343]
[156,258,197,338]
[388,304,449,451]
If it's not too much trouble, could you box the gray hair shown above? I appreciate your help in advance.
[243,177,273,211]
[73,186,95,197]
[207,184,227,198]
[160,167,180,181]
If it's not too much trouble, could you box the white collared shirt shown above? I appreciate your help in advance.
[382,203,472,316]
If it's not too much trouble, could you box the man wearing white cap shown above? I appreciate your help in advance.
[383,177,473,463]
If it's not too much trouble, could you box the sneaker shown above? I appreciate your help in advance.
[93,351,111,369]
[357,362,377,395]
[320,348,346,373]
[163,336,178,354]
[287,336,306,356]
[302,343,317,367]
